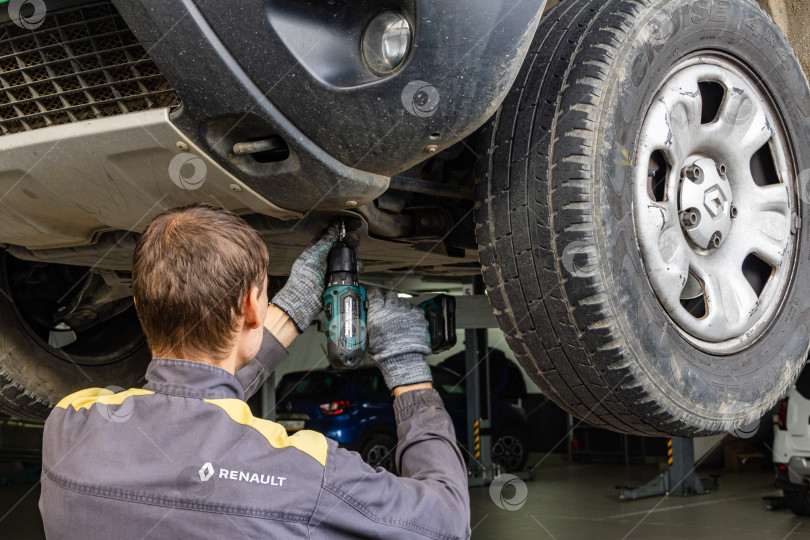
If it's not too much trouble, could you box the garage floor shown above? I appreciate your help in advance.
[2,454,806,539]
[468,455,806,540]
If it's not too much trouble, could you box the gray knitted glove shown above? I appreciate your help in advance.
[271,225,339,332]
[367,287,432,391]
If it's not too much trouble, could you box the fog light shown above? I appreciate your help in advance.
[361,11,411,76]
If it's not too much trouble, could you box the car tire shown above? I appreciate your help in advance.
[784,486,810,516]
[492,426,529,472]
[0,253,151,421]
[359,433,397,474]
[475,0,810,435]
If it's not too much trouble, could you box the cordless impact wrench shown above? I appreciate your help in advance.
[323,220,457,369]
[323,221,367,369]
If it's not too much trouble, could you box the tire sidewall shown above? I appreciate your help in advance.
[784,487,810,516]
[360,432,396,471]
[0,258,150,417]
[594,0,810,425]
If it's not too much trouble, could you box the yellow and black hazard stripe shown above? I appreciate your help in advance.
[473,419,481,459]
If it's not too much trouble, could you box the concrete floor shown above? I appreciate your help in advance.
[0,481,44,539]
[470,455,807,539]
[1,454,807,539]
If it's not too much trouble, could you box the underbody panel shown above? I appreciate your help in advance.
[0,109,300,250]
[7,213,480,277]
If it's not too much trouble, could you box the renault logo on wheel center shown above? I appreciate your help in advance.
[678,157,733,251]
[198,462,286,486]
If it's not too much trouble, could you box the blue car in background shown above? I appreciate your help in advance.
[275,350,529,473]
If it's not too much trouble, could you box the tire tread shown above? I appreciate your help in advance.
[476,0,685,435]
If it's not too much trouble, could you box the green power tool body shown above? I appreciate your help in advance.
[323,223,367,369]
[323,221,457,369]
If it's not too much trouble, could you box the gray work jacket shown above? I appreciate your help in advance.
[39,329,471,539]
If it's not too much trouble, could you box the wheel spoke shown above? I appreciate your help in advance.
[709,86,773,162]
[638,202,693,313]
[668,92,703,163]
[698,262,760,338]
[642,73,703,164]
[655,244,692,313]
[731,183,791,267]
[747,182,790,214]
[748,229,790,268]
[751,216,791,268]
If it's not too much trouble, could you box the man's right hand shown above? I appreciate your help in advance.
[271,224,339,333]
[366,288,433,392]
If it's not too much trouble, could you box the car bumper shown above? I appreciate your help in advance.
[112,0,546,211]
[776,457,810,488]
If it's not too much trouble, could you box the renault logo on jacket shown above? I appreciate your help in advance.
[198,462,286,486]
[198,462,214,482]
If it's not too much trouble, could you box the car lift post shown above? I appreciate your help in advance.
[619,437,710,500]
[465,277,494,487]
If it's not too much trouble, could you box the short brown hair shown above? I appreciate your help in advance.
[132,204,268,360]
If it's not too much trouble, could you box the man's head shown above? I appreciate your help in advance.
[132,204,269,366]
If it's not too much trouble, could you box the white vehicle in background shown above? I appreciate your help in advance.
[773,363,810,516]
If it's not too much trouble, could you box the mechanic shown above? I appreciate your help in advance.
[39,204,471,539]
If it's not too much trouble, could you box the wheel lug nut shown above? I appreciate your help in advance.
[731,206,738,218]
[683,165,703,182]
[680,209,700,229]
[716,163,727,176]
[710,232,722,248]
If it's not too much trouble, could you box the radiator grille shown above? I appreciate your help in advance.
[0,2,180,135]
